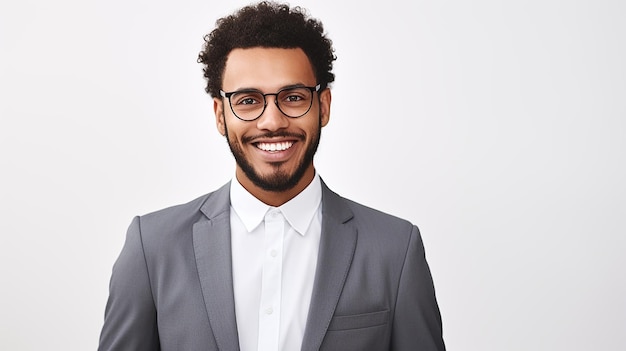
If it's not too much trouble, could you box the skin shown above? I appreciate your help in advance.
[214,47,331,206]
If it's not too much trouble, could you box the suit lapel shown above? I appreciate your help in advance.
[301,181,357,351]
[193,182,240,350]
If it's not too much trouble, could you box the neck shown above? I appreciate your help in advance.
[235,166,316,207]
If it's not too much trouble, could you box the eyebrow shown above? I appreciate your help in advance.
[227,83,310,93]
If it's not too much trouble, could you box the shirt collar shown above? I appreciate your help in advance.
[230,173,322,236]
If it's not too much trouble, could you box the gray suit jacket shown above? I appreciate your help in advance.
[99,181,445,350]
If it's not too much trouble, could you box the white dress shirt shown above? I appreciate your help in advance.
[230,174,322,351]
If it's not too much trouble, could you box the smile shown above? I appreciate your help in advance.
[255,141,294,152]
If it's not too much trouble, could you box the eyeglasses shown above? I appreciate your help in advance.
[220,84,321,121]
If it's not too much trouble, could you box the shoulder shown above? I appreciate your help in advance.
[321,181,416,239]
[342,196,417,240]
[133,182,230,243]
[321,183,425,275]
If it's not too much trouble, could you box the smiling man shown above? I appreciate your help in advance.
[217,47,328,205]
[99,2,445,351]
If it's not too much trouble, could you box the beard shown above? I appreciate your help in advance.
[223,114,322,193]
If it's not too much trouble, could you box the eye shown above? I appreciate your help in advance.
[284,93,304,102]
[232,92,263,106]
[279,88,309,105]
[240,97,259,105]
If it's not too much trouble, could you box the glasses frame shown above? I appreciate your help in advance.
[220,84,321,121]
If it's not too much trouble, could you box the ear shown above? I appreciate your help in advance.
[214,97,226,136]
[319,88,331,127]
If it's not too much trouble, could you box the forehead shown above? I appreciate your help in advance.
[222,47,316,91]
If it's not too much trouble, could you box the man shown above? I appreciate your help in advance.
[99,2,445,350]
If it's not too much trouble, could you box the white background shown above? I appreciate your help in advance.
[1,0,624,350]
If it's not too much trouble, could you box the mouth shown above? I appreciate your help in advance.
[255,141,295,153]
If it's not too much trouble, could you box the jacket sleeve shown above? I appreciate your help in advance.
[391,225,446,350]
[98,216,161,351]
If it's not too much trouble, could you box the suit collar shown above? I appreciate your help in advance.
[199,181,231,219]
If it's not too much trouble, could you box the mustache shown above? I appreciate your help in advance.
[242,131,306,144]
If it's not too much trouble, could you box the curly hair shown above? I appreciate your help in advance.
[198,1,336,98]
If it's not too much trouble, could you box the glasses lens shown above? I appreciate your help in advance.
[229,91,265,120]
[277,87,314,118]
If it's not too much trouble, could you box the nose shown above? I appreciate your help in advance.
[256,95,289,131]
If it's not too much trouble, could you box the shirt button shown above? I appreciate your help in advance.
[265,307,273,315]
[270,250,278,258]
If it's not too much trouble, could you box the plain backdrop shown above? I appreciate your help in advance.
[1,0,624,350]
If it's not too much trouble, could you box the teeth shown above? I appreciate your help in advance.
[257,141,294,152]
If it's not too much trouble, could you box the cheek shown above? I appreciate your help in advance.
[224,119,247,142]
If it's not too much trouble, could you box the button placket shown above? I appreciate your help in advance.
[257,208,285,350]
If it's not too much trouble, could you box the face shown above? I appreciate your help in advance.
[214,47,331,195]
